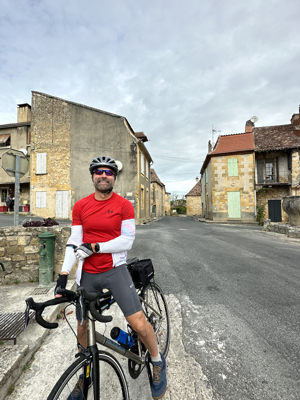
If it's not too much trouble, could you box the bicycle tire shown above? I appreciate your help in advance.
[47,351,130,400]
[141,282,170,357]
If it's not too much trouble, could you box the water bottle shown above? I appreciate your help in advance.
[110,327,134,349]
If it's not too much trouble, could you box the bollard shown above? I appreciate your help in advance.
[38,231,56,287]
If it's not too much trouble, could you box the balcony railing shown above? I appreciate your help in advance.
[256,172,291,185]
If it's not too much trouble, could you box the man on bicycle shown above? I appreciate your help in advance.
[55,156,167,400]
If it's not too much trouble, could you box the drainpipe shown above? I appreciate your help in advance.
[254,190,257,216]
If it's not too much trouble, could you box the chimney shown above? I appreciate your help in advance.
[245,120,254,133]
[291,105,300,126]
[208,140,212,153]
[17,103,31,123]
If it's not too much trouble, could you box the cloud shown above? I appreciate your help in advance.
[1,0,300,196]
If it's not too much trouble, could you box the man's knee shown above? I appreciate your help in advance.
[127,312,149,338]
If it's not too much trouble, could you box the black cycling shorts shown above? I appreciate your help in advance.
[76,264,142,320]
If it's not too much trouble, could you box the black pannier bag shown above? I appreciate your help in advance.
[130,259,154,288]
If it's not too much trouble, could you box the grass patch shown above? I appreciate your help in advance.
[7,384,15,395]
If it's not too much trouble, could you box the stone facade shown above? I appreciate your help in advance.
[29,92,152,224]
[150,169,165,217]
[186,196,202,216]
[0,225,76,285]
[165,192,171,216]
[186,180,202,216]
[31,94,72,218]
[202,153,255,222]
[256,186,290,222]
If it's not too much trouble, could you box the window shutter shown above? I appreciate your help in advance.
[257,159,264,183]
[36,192,47,208]
[36,153,47,174]
[228,158,238,177]
[141,153,145,175]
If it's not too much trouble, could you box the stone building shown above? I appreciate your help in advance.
[0,92,153,224]
[200,107,300,223]
[254,111,300,222]
[201,131,255,222]
[150,169,165,217]
[0,104,32,210]
[165,192,171,216]
[185,179,202,216]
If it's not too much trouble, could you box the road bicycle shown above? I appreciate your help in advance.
[24,258,170,400]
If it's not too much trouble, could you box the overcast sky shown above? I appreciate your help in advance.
[1,0,299,197]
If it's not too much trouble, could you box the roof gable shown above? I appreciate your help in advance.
[186,180,201,196]
[150,168,165,187]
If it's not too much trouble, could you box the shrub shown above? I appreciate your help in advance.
[23,218,59,227]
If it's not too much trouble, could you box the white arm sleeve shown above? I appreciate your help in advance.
[99,219,135,253]
[61,225,83,274]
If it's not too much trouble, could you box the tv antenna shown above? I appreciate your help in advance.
[212,124,221,146]
[250,116,258,124]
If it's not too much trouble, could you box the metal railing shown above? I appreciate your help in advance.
[256,171,291,185]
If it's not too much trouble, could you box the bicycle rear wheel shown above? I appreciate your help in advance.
[47,351,129,400]
[141,282,170,357]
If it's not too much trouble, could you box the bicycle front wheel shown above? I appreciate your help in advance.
[141,282,170,357]
[47,351,129,400]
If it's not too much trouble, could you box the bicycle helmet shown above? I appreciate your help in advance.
[89,156,119,177]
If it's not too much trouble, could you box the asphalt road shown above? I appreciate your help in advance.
[0,214,71,227]
[128,217,300,400]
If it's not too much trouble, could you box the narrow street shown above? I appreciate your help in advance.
[129,217,300,400]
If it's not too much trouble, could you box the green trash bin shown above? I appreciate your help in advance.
[38,231,56,287]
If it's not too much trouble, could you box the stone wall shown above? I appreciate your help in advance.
[256,186,290,222]
[186,196,202,216]
[263,219,300,238]
[0,225,77,285]
[30,92,72,218]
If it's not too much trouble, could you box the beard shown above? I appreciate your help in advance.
[93,177,114,193]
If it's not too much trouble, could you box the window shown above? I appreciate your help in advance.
[145,159,149,179]
[257,158,275,184]
[36,191,47,208]
[36,153,47,174]
[1,188,8,203]
[0,134,11,147]
[228,158,238,177]
[265,160,274,183]
[141,186,145,209]
[141,153,145,175]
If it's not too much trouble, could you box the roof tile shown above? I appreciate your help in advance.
[186,180,201,196]
[254,124,300,151]
[211,132,254,155]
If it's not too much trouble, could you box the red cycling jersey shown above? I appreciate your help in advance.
[72,192,134,273]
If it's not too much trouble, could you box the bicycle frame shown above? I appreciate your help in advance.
[82,286,164,398]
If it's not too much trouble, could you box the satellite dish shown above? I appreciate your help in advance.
[115,160,123,171]
[19,148,27,155]
[250,116,258,123]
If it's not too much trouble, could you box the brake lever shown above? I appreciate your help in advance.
[24,300,32,331]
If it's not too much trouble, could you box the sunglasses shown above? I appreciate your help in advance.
[93,169,115,176]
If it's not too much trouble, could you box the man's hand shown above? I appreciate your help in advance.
[54,273,68,297]
[74,243,94,260]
